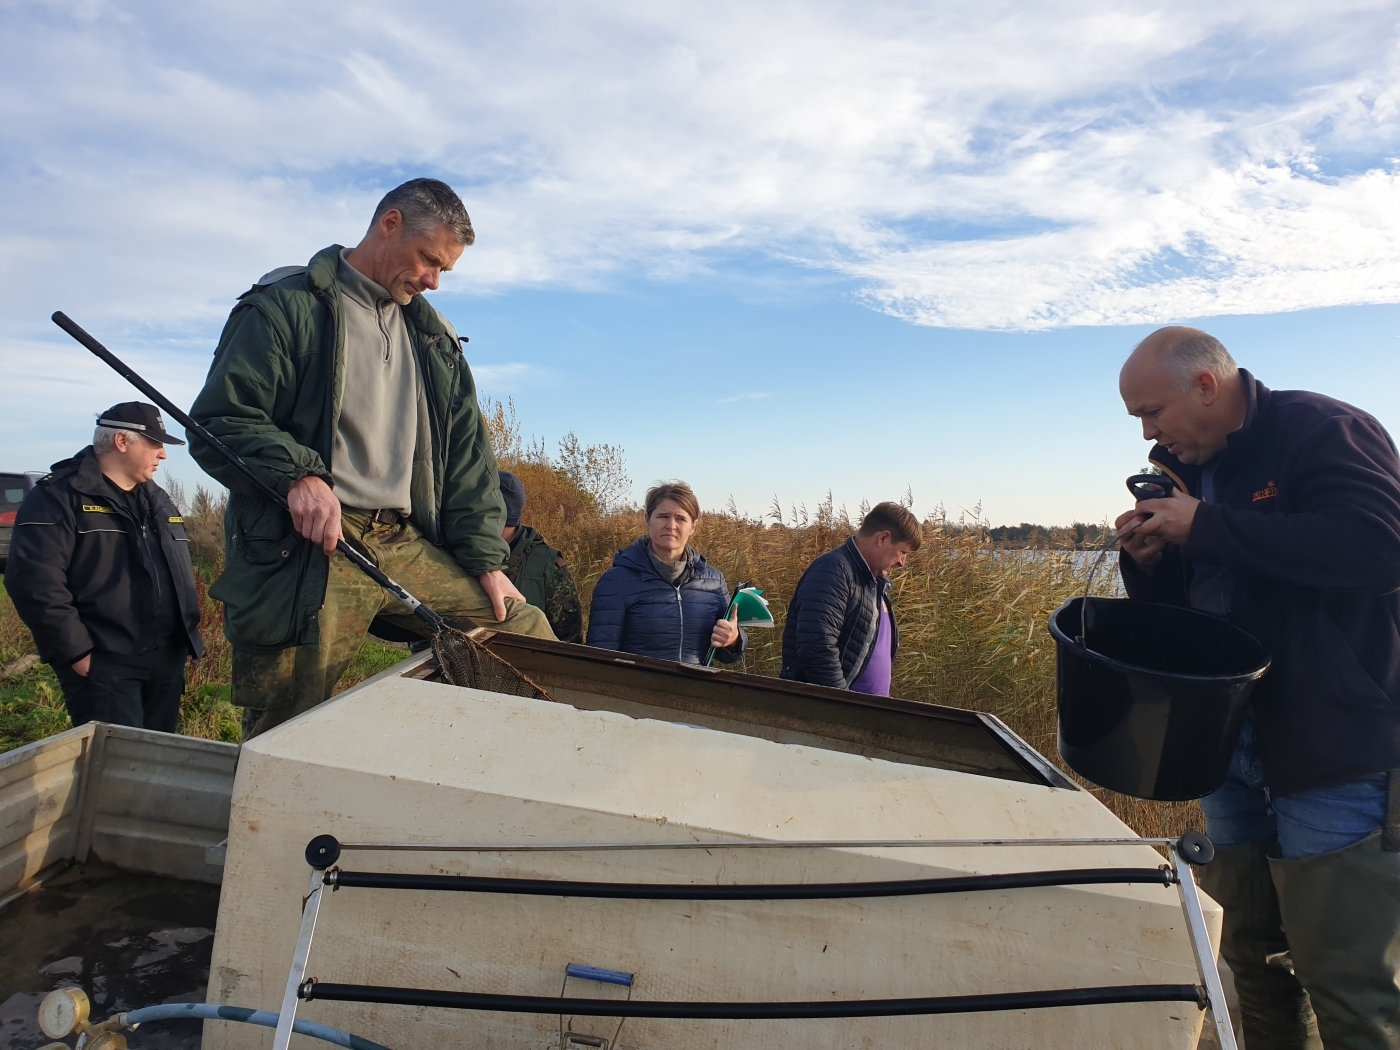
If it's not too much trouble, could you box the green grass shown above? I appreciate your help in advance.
[178,683,242,744]
[0,662,70,752]
[342,640,415,684]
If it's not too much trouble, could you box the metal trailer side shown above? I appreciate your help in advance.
[0,722,236,908]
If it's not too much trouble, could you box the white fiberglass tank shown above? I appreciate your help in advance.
[205,640,1219,1050]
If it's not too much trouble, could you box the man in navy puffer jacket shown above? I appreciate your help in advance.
[780,502,922,694]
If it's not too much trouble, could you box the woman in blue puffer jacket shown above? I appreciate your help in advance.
[586,481,746,665]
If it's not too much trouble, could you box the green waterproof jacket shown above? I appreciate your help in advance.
[189,245,509,653]
[505,525,583,644]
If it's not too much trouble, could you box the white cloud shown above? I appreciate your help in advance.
[1,0,1398,333]
[718,392,773,404]
[470,361,553,391]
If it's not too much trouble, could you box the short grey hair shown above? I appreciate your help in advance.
[93,426,146,454]
[1146,327,1239,390]
[370,178,475,246]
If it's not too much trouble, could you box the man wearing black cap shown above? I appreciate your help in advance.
[498,470,583,644]
[7,403,203,731]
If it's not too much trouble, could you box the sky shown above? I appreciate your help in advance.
[1,1,1398,526]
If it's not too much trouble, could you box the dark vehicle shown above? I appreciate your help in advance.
[0,471,44,572]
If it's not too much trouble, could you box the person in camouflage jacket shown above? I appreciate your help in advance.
[498,471,583,644]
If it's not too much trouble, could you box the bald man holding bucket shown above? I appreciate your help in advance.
[1116,327,1400,1049]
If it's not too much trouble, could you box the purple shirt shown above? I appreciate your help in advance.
[849,600,893,696]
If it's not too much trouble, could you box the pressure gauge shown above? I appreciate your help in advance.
[37,986,89,1037]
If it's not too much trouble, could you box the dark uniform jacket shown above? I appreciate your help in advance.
[7,448,203,666]
[780,536,897,689]
[1121,371,1400,797]
[586,538,745,665]
[505,525,582,644]
[189,245,508,653]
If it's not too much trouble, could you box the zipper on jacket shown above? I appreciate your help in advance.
[142,516,164,629]
[675,586,685,662]
[416,337,447,542]
[849,590,885,686]
[318,286,341,465]
[847,595,878,687]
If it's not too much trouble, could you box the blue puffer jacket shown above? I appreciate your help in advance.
[586,538,746,665]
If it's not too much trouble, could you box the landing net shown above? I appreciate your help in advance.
[432,628,555,702]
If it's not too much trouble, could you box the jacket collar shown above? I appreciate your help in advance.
[305,244,342,296]
[71,447,116,499]
[616,536,703,581]
[1223,369,1267,456]
[841,536,887,593]
[64,447,151,512]
[308,244,451,341]
[508,524,541,554]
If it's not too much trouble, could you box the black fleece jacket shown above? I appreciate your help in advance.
[1120,371,1400,797]
[6,448,203,666]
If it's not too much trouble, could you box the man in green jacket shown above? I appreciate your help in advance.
[189,179,554,738]
[498,470,583,644]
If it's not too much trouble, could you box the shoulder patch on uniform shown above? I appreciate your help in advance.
[41,473,53,483]
[168,516,184,524]
[81,504,115,514]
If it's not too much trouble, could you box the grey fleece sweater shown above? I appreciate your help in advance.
[331,249,420,513]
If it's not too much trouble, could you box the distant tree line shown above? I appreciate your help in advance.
[985,522,1109,549]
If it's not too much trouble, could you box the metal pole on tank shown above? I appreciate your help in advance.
[1172,838,1238,1050]
[272,867,331,1050]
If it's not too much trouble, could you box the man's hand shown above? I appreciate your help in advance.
[478,569,526,622]
[710,605,741,650]
[71,654,91,677]
[1115,489,1202,570]
[1115,508,1163,572]
[288,476,342,555]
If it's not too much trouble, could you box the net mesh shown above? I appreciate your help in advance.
[432,627,555,701]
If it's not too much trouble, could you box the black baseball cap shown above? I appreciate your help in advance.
[96,402,185,445]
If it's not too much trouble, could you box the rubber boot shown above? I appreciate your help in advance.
[1271,831,1400,1050]
[1199,842,1322,1049]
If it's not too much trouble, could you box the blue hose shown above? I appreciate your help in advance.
[122,1003,393,1050]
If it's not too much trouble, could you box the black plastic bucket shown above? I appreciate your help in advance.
[1048,597,1271,801]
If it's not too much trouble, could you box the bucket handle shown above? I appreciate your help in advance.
[1079,473,1177,644]
[1078,516,1150,646]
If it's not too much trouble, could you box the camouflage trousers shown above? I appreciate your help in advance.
[235,510,554,739]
